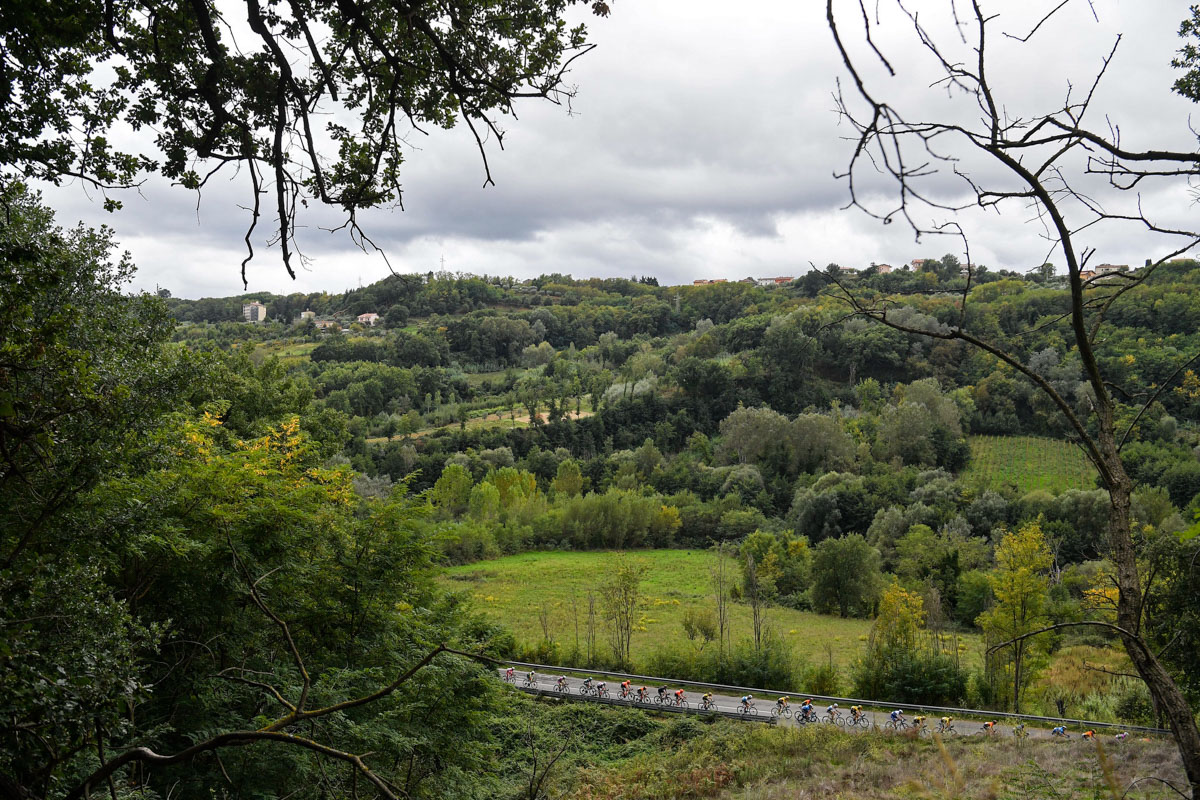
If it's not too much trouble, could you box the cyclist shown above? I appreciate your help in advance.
[980,721,996,735]
[701,692,715,710]
[674,688,686,706]
[582,676,594,693]
[800,698,815,721]
[1082,730,1096,740]
[620,679,632,698]
[637,686,648,701]
[913,715,927,730]
[556,675,568,691]
[526,670,536,684]
[826,702,840,720]
[1013,723,1027,739]
[740,694,755,712]
[596,681,607,696]
[505,667,515,682]
[775,696,790,712]
[850,705,865,722]
[937,716,954,733]
[890,709,905,726]
[1051,726,1068,738]
[657,686,668,703]
[1115,731,1129,742]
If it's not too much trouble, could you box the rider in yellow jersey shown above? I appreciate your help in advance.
[913,715,927,728]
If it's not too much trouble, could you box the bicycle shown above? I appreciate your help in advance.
[885,718,910,731]
[673,696,689,709]
[936,720,957,735]
[1013,725,1029,740]
[974,724,997,737]
[503,671,517,684]
[738,702,758,717]
[618,686,632,701]
[554,680,569,694]
[798,709,820,725]
[1051,728,1071,739]
[596,685,610,699]
[700,697,717,712]
[848,713,872,730]
[522,675,537,688]
[578,683,595,696]
[822,713,845,727]
[772,704,793,719]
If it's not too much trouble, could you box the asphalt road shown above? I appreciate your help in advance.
[496,669,1120,743]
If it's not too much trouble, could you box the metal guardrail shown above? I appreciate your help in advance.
[501,659,1170,735]
[515,684,776,724]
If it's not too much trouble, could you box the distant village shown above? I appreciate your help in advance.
[238,257,1188,325]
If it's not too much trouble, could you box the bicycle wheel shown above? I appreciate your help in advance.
[835,716,847,728]
[679,700,689,709]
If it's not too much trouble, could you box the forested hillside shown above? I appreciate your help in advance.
[5,184,1199,799]
[161,253,1200,713]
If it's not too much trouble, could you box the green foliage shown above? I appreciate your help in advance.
[852,644,969,706]
[810,534,883,618]
[978,520,1054,712]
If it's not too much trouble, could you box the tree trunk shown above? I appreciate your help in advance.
[1101,425,1200,794]
[1012,646,1022,714]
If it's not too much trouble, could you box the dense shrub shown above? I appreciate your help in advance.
[851,646,969,706]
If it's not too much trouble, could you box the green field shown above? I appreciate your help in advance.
[442,549,981,672]
[962,435,1098,495]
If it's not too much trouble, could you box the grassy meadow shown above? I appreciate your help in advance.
[442,549,982,673]
[962,435,1098,495]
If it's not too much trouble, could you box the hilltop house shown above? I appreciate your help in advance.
[357,312,380,326]
[242,301,268,323]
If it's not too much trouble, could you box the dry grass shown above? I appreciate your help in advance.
[560,723,1187,800]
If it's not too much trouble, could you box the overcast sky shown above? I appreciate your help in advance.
[40,1,1200,298]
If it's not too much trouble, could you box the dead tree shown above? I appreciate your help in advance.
[825,1,1200,791]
